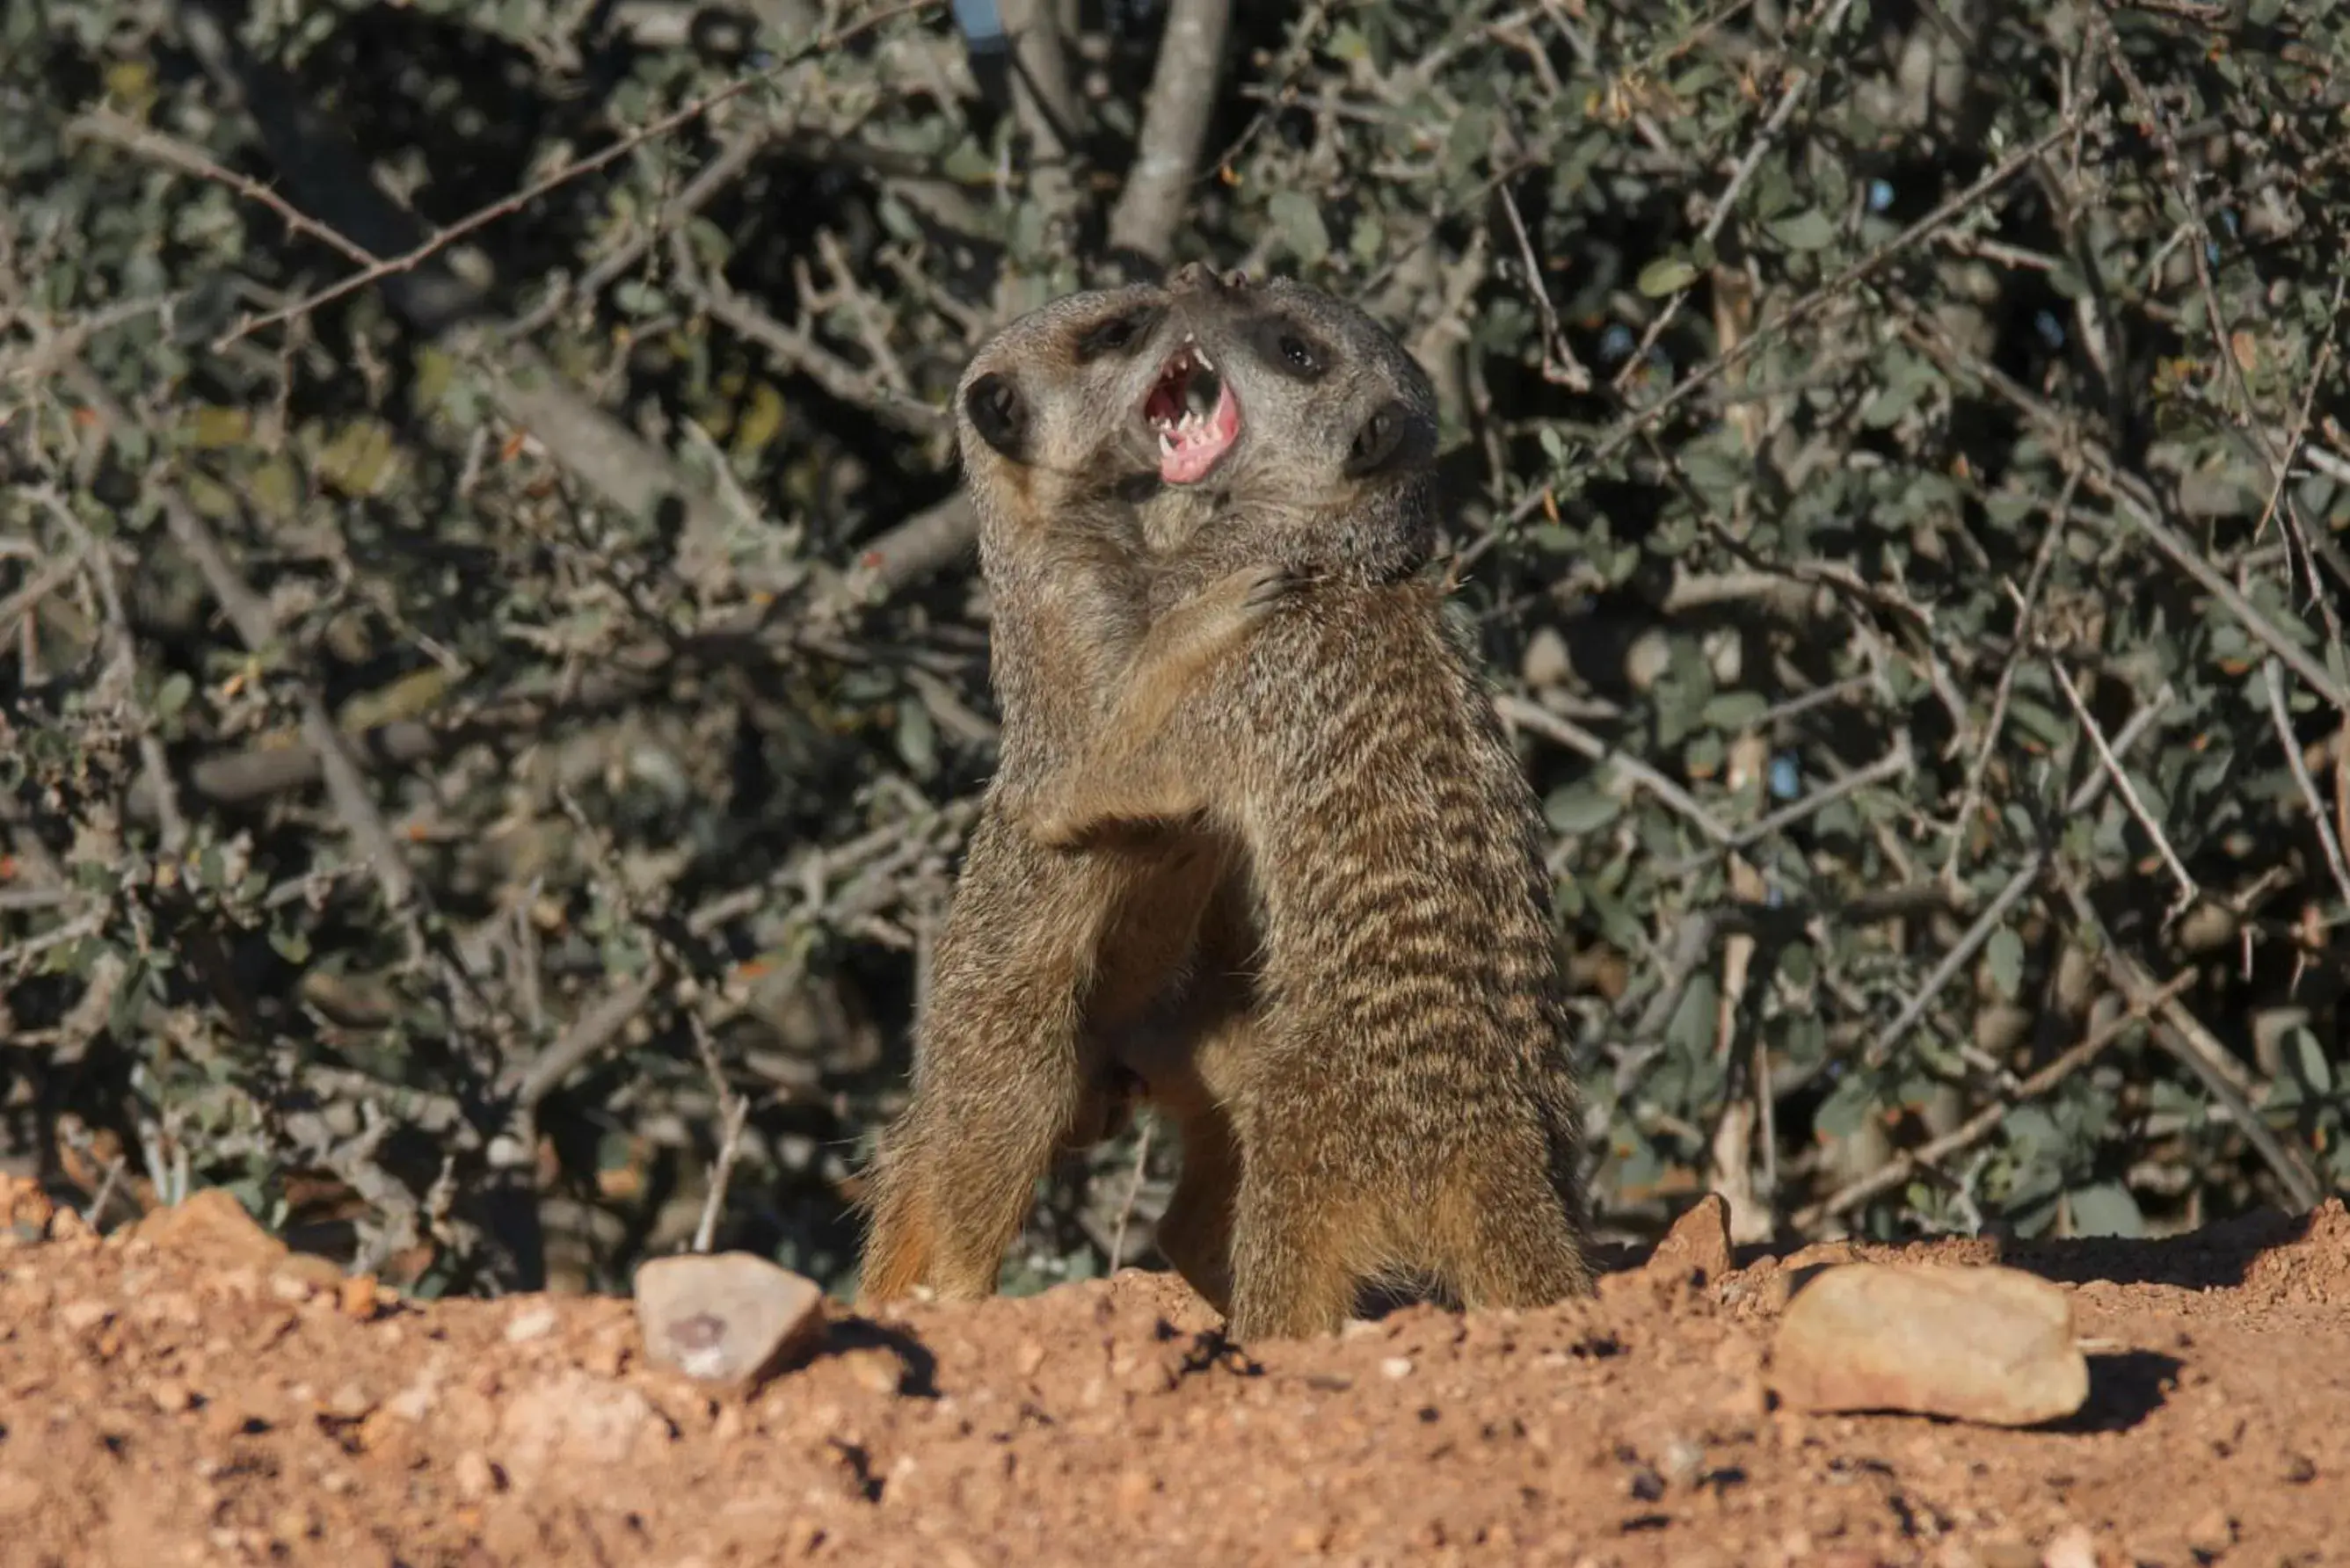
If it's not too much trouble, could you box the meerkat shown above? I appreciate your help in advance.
[861,268,1595,1338]
[854,279,1285,1310]
[1022,266,1597,1339]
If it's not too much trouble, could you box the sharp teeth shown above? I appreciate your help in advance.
[1193,346,1214,371]
[1158,432,1177,460]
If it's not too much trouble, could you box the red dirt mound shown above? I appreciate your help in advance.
[2,1178,2344,1567]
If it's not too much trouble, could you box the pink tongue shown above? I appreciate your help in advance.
[1158,381,1240,484]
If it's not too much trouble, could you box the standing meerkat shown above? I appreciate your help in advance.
[855,279,1284,1310]
[860,267,1596,1338]
[1024,265,1597,1339]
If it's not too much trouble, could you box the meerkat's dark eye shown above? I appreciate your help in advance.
[1342,399,1417,478]
[1075,308,1160,362]
[1255,317,1329,381]
[963,372,1029,459]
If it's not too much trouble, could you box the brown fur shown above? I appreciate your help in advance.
[859,267,1596,1339]
[855,280,1269,1310]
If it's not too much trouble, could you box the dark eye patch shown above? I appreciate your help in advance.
[1074,306,1163,362]
[1342,397,1423,479]
[1248,316,1331,381]
[963,371,1029,460]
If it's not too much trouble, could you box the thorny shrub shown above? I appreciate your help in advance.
[2,0,2346,1300]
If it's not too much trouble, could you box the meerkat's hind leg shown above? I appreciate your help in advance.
[1220,1138,1386,1341]
[1151,1105,1242,1313]
[854,1120,941,1304]
[1435,1145,1597,1311]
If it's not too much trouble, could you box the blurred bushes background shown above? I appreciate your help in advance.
[3,0,2345,1301]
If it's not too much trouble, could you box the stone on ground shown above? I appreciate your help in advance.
[632,1250,826,1387]
[1768,1262,2090,1426]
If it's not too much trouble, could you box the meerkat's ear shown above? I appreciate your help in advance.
[963,372,1030,461]
[1342,398,1424,479]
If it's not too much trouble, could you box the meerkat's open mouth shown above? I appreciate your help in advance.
[1145,339,1240,485]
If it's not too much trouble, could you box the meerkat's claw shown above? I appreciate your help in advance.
[1242,563,1310,612]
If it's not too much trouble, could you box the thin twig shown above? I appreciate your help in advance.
[1658,732,1915,879]
[694,1096,753,1255]
[1107,1118,1154,1272]
[84,1156,129,1230]
[1509,114,2082,524]
[2263,658,2350,918]
[502,124,774,340]
[1493,693,1735,847]
[1941,468,2082,886]
[1859,860,2041,1071]
[510,969,666,1109]
[66,105,376,268]
[1897,305,2350,717]
[33,488,189,853]
[62,367,423,919]
[2048,657,2198,916]
[1615,0,1862,390]
[1799,969,2194,1228]
[215,0,944,348]
[2052,863,2324,1210]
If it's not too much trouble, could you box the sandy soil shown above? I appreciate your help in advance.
[2,1177,2344,1568]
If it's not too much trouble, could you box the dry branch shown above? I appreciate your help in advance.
[1105,0,1234,265]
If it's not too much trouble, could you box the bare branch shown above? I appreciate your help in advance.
[1797,969,2195,1230]
[996,0,1086,243]
[33,489,189,853]
[2264,658,2350,919]
[206,0,944,347]
[2052,862,2325,1212]
[1105,0,1234,265]
[62,363,424,920]
[124,490,978,818]
[511,969,666,1110]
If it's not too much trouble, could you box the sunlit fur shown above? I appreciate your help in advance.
[858,267,1595,1338]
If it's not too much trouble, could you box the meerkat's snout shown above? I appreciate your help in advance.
[1146,339,1241,485]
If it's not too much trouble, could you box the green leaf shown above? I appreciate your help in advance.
[1985,926,2025,1000]
[1544,781,1623,836]
[1815,1071,1875,1139]
[155,672,194,719]
[1636,255,1700,296]
[2291,1027,2333,1093]
[2001,1103,2061,1157]
[1701,691,1770,732]
[1765,209,1837,250]
[1268,192,1330,267]
[893,697,937,779]
[1667,974,1719,1063]
[2066,1182,2144,1239]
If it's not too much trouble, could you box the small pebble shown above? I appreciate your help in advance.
[2039,1523,2098,1568]
[632,1251,825,1388]
[59,1299,112,1333]
[453,1450,502,1500]
[504,1305,558,1344]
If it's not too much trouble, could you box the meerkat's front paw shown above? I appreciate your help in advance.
[1223,562,1306,620]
